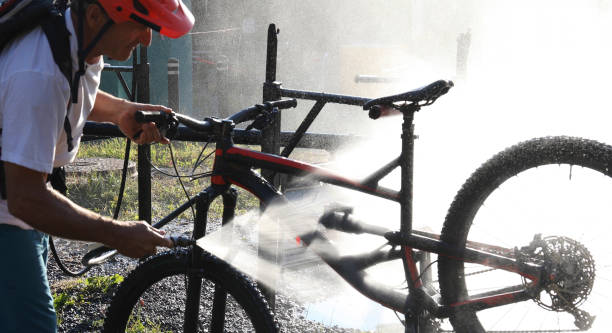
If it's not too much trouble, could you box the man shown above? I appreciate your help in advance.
[0,0,194,331]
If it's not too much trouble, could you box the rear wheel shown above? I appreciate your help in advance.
[103,249,278,333]
[438,136,612,332]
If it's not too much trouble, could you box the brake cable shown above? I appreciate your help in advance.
[112,138,132,220]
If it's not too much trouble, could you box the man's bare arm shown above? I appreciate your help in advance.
[3,161,172,257]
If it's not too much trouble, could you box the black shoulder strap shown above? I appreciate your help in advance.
[0,2,74,200]
[0,0,54,52]
[0,1,75,151]
[40,10,75,152]
[40,10,72,85]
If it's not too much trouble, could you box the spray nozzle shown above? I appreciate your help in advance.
[318,204,363,234]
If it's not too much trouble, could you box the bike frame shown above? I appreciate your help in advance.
[150,107,547,332]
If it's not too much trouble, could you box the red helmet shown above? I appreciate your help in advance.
[97,0,194,38]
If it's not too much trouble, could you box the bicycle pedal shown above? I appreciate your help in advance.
[323,202,353,215]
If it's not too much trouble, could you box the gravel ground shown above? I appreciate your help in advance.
[47,217,366,333]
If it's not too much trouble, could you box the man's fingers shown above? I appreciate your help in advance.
[149,226,166,237]
[160,235,174,248]
[137,104,172,113]
[146,226,173,248]
[132,122,167,145]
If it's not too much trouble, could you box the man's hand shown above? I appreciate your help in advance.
[89,91,172,145]
[116,101,172,145]
[109,220,174,258]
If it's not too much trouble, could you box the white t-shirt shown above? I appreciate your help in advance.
[0,9,104,229]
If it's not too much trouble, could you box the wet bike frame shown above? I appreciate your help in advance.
[137,88,548,332]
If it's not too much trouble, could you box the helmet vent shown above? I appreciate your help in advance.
[129,13,160,32]
[132,0,148,15]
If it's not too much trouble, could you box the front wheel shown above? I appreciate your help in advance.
[103,249,278,333]
[438,136,612,332]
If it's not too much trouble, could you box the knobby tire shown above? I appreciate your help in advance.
[103,249,278,333]
[438,136,612,332]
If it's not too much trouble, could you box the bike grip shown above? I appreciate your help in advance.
[266,98,298,110]
[368,105,382,119]
[135,110,166,123]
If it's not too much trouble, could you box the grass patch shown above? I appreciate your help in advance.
[83,274,124,294]
[53,274,124,327]
[78,138,223,169]
[126,309,166,333]
[70,139,260,222]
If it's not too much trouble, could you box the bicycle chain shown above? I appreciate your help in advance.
[432,267,497,285]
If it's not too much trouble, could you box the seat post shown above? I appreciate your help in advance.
[399,104,418,235]
[399,104,422,329]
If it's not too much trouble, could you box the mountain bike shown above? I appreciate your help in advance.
[102,79,612,333]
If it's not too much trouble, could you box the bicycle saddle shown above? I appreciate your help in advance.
[363,80,453,110]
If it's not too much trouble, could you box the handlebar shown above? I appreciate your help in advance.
[135,99,298,136]
[136,111,210,133]
[227,99,297,124]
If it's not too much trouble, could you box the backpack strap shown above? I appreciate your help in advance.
[0,0,51,52]
[40,10,71,86]
[0,5,74,199]
[0,153,6,200]
[40,8,75,152]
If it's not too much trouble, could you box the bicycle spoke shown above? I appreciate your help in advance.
[461,166,612,332]
[125,274,257,332]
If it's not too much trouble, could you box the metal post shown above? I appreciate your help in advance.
[136,46,152,223]
[261,24,282,188]
[261,24,282,169]
[259,23,281,309]
[167,57,180,112]
[456,29,471,80]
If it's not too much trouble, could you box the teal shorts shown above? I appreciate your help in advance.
[0,224,57,333]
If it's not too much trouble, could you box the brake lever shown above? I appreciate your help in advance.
[163,115,179,139]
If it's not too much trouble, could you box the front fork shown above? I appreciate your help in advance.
[183,185,237,333]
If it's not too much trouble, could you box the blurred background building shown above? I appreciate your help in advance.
[100,0,474,125]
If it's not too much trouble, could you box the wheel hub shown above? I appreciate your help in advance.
[521,235,596,330]
[523,235,595,310]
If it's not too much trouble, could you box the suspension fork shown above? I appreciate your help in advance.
[183,185,235,333]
